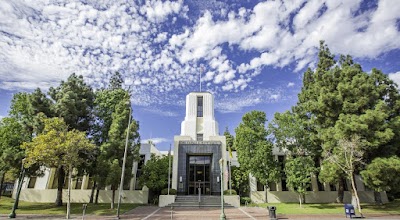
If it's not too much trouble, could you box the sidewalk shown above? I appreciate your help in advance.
[1,206,400,219]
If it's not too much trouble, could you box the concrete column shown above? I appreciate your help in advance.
[81,175,88,190]
[311,174,319,191]
[324,182,331,191]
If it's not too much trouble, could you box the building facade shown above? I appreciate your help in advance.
[172,92,228,195]
[13,143,159,204]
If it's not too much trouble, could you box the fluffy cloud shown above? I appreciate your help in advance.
[287,82,295,87]
[389,71,400,88]
[0,0,399,110]
[141,137,169,145]
[215,88,284,113]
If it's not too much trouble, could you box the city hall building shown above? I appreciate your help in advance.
[171,92,228,195]
[14,91,387,205]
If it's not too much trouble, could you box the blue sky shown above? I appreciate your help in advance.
[0,0,399,151]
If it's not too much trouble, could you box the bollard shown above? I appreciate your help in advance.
[267,206,277,220]
[82,204,88,220]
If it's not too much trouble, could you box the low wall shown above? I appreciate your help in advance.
[250,191,266,203]
[17,189,149,204]
[224,195,240,207]
[266,191,388,203]
[159,195,176,207]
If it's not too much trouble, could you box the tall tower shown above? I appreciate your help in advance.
[172,92,227,195]
[180,92,219,140]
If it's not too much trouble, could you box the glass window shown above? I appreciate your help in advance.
[197,134,203,141]
[257,181,264,191]
[197,96,203,117]
[282,179,288,191]
[28,177,37,188]
[75,177,83,189]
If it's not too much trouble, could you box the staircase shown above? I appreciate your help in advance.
[167,196,233,207]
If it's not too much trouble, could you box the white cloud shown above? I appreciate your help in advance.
[140,0,184,23]
[141,137,169,145]
[144,108,179,117]
[287,82,295,87]
[215,89,284,113]
[389,71,400,88]
[0,0,399,109]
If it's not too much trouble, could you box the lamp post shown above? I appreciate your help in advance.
[117,104,132,219]
[219,158,226,220]
[9,159,26,218]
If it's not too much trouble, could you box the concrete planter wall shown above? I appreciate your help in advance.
[224,195,240,207]
[159,195,176,207]
[17,188,149,204]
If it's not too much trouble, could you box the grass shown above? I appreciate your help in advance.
[250,199,400,215]
[0,196,141,216]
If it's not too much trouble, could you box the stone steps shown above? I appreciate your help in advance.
[168,196,233,207]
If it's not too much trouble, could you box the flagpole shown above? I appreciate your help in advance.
[229,155,232,195]
[167,144,172,195]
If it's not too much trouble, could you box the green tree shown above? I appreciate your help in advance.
[109,71,123,90]
[49,73,94,132]
[235,111,279,200]
[324,136,364,216]
[22,117,95,219]
[99,95,140,208]
[224,127,235,151]
[361,156,400,203]
[0,117,30,200]
[295,41,400,202]
[138,154,169,197]
[105,159,122,209]
[9,89,53,138]
[48,73,95,206]
[284,156,316,207]
[269,110,316,156]
[231,166,249,197]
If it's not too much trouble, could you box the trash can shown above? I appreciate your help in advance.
[267,206,277,220]
[344,204,355,218]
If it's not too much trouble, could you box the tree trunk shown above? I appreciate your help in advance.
[350,173,362,216]
[111,186,115,209]
[0,171,4,199]
[66,166,72,219]
[89,181,96,204]
[55,166,65,206]
[337,177,345,203]
[299,194,302,208]
[374,191,382,205]
[95,186,100,204]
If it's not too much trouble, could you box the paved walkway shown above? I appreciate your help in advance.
[1,206,400,219]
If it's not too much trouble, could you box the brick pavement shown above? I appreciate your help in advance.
[1,206,400,219]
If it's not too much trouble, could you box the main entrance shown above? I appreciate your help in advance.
[187,155,211,195]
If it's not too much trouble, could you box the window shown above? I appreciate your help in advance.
[87,177,94,189]
[269,182,277,191]
[135,155,146,190]
[197,96,203,117]
[281,179,288,191]
[28,177,37,188]
[75,177,83,189]
[257,181,264,191]
[197,134,203,141]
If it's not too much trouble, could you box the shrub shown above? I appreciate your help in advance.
[223,189,237,195]
[161,188,177,195]
[240,197,251,205]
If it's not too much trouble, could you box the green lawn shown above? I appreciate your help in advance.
[0,196,141,216]
[250,200,400,215]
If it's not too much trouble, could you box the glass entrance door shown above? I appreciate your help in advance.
[188,155,211,195]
